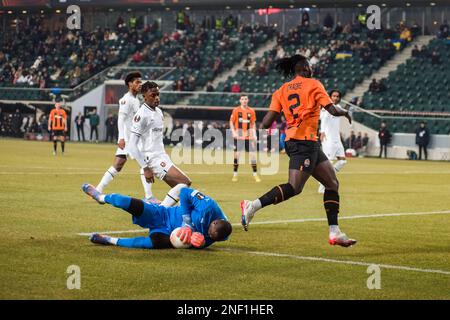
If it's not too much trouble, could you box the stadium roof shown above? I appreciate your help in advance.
[1,0,448,9]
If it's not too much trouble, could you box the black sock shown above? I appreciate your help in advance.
[324,190,339,225]
[61,141,65,153]
[251,162,257,173]
[259,183,296,207]
[233,158,238,173]
[126,198,144,217]
[53,141,57,152]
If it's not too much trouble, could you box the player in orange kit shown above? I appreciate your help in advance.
[229,94,260,182]
[48,102,68,156]
[240,54,356,247]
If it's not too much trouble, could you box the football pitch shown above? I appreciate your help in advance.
[0,138,449,299]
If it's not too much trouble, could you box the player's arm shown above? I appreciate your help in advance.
[229,110,237,138]
[48,111,53,131]
[323,104,352,124]
[62,111,68,132]
[117,98,128,149]
[250,110,257,139]
[262,89,282,129]
[129,114,154,183]
[176,187,196,245]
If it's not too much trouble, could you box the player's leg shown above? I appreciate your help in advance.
[241,141,316,230]
[60,135,65,154]
[160,165,191,207]
[241,168,310,231]
[312,154,356,247]
[232,139,240,182]
[140,167,156,202]
[424,145,428,160]
[96,155,127,193]
[318,141,333,194]
[249,140,261,182]
[52,133,57,155]
[91,232,172,249]
[418,145,423,160]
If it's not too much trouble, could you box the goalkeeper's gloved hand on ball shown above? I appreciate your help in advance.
[190,232,205,248]
[176,226,192,244]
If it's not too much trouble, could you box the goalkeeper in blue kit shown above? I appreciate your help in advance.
[81,183,232,249]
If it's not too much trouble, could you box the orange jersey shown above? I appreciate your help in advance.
[49,108,67,130]
[230,106,256,140]
[269,76,332,141]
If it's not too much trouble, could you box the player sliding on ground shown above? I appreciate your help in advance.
[96,72,157,203]
[82,183,232,249]
[240,54,357,247]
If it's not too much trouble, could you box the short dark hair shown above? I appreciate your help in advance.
[124,72,142,87]
[141,81,159,94]
[329,89,342,99]
[210,219,232,241]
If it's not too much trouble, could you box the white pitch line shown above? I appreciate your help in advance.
[2,170,450,176]
[217,248,450,276]
[76,210,450,236]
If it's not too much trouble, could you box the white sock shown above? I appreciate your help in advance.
[334,160,347,172]
[329,225,341,236]
[107,236,118,245]
[251,199,262,213]
[233,172,238,177]
[97,166,118,192]
[253,172,258,177]
[161,183,188,207]
[140,168,153,199]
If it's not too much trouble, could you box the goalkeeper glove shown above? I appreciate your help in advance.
[176,226,192,244]
[190,232,205,248]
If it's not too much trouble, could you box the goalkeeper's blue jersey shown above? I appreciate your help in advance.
[132,188,228,248]
[168,188,229,248]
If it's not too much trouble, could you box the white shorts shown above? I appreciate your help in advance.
[322,140,345,161]
[145,153,174,180]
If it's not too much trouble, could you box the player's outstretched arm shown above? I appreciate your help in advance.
[262,111,279,129]
[323,104,352,124]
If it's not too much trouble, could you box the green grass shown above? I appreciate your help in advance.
[0,138,449,299]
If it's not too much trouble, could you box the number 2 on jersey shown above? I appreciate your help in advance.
[288,93,301,120]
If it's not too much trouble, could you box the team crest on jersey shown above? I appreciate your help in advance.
[120,100,126,105]
[160,162,166,167]
[196,193,205,200]
[304,158,310,167]
[134,115,141,122]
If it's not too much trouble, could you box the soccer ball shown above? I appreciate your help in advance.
[170,227,192,249]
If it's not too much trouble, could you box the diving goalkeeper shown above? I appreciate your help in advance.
[81,183,232,249]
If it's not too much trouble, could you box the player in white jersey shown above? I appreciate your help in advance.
[96,72,157,203]
[318,90,347,193]
[128,81,192,207]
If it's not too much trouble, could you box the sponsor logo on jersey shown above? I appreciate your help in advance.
[160,162,166,167]
[134,115,141,122]
[120,100,126,105]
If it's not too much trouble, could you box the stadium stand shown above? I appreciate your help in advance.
[188,22,407,107]
[0,14,161,100]
[358,37,450,134]
[128,22,276,105]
